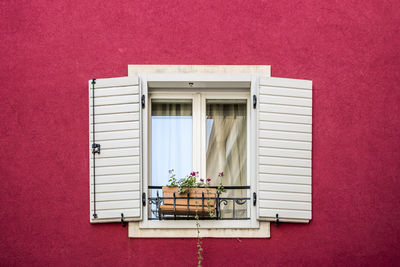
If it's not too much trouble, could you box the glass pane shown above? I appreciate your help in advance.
[206,100,247,218]
[151,100,192,186]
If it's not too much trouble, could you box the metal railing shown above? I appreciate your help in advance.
[148,185,251,220]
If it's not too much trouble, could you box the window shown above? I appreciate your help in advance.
[148,92,250,221]
[89,65,312,238]
[150,99,193,185]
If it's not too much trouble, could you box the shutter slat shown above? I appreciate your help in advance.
[91,86,139,97]
[93,121,139,132]
[90,95,140,106]
[259,77,312,89]
[94,104,140,115]
[259,200,311,210]
[259,95,312,107]
[259,209,311,221]
[93,173,140,185]
[259,182,311,193]
[259,173,311,185]
[260,165,311,177]
[90,147,139,159]
[260,112,311,124]
[259,156,311,168]
[92,182,140,193]
[259,139,311,151]
[260,86,312,98]
[95,200,140,210]
[95,156,139,167]
[94,165,139,176]
[90,113,139,124]
[259,191,311,202]
[259,104,311,116]
[89,77,142,223]
[259,121,311,133]
[94,76,139,88]
[93,129,139,142]
[92,209,140,220]
[91,191,140,202]
[257,77,312,223]
[97,139,139,150]
[260,130,311,142]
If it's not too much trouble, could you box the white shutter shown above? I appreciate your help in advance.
[256,77,312,223]
[89,76,142,223]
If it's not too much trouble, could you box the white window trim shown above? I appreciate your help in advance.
[128,64,270,78]
[127,65,270,238]
[129,221,270,238]
[145,90,256,229]
[135,73,262,233]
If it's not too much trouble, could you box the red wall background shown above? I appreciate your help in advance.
[1,0,399,266]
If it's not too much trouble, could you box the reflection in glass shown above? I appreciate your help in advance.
[206,100,247,218]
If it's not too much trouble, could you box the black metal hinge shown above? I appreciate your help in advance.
[141,95,145,108]
[142,192,146,206]
[121,213,126,228]
[253,192,257,206]
[275,214,280,227]
[253,95,257,109]
[93,213,97,218]
[92,143,100,154]
[91,78,96,85]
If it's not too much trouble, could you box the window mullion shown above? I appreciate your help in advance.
[200,94,206,179]
[192,93,201,175]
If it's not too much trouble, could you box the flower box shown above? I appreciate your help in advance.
[160,186,217,216]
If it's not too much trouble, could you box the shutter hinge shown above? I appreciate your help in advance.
[93,213,97,218]
[121,213,127,228]
[91,78,96,85]
[141,95,145,108]
[92,143,101,154]
[253,95,257,109]
[253,192,257,206]
[142,192,146,206]
[275,214,280,227]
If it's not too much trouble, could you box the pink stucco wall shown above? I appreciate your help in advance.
[1,0,399,266]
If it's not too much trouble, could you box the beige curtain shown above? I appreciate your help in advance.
[206,101,247,218]
[151,100,192,116]
[151,100,193,187]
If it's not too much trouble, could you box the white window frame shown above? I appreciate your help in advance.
[148,91,250,180]
[139,73,259,230]
[148,92,200,175]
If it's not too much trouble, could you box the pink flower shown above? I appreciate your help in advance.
[200,178,204,182]
[190,172,196,176]
[206,178,211,182]
[219,172,224,177]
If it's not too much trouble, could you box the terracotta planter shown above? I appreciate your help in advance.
[160,186,217,216]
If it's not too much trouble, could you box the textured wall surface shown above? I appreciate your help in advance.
[1,0,399,266]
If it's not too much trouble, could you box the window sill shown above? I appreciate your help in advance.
[139,218,259,229]
[128,221,270,238]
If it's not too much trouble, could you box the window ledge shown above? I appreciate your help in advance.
[128,64,271,78]
[128,221,270,238]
